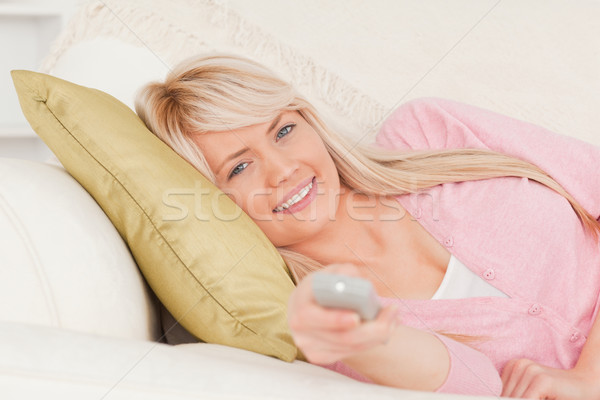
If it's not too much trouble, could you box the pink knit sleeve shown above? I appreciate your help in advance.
[432,333,502,395]
[375,97,600,220]
[322,333,502,396]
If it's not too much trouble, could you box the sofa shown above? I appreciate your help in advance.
[2,1,599,398]
[0,160,422,400]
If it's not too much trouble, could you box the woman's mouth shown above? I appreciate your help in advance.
[273,177,317,213]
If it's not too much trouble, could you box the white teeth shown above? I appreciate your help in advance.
[274,181,313,212]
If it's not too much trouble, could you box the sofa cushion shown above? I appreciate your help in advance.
[0,321,412,400]
[11,70,297,361]
[0,158,160,340]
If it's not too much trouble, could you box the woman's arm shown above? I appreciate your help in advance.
[376,98,600,398]
[336,320,451,391]
[288,264,447,391]
[288,264,502,395]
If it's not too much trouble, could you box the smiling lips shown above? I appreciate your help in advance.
[273,177,316,213]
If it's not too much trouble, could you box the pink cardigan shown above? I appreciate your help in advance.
[328,98,600,396]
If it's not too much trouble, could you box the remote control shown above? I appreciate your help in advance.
[312,272,381,320]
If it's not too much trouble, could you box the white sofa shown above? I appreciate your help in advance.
[3,1,599,398]
[0,156,464,400]
[0,158,494,400]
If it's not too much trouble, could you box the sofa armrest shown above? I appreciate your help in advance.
[0,158,160,340]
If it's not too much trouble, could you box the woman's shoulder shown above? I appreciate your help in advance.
[380,97,471,125]
[374,97,490,151]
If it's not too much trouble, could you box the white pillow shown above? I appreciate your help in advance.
[0,158,160,340]
[48,36,169,111]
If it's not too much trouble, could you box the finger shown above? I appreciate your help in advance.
[513,365,547,399]
[289,303,361,333]
[296,304,399,352]
[293,306,401,365]
[500,358,515,382]
[292,319,388,361]
[500,359,517,396]
[307,304,363,330]
[504,359,543,399]
[501,358,529,398]
[311,304,400,349]
[353,304,400,343]
[509,374,533,399]
[298,327,396,363]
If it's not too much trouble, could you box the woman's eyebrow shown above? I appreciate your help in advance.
[267,114,282,133]
[217,114,283,173]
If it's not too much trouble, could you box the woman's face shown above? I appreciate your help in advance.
[193,111,341,247]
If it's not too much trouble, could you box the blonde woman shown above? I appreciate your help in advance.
[136,54,600,399]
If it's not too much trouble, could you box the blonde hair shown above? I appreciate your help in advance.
[136,53,600,344]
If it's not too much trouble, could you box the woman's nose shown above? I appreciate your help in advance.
[266,151,299,187]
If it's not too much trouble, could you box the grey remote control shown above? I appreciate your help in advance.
[312,272,381,320]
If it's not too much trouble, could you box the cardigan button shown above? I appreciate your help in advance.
[570,332,580,342]
[528,304,542,315]
[483,269,495,280]
[443,236,454,247]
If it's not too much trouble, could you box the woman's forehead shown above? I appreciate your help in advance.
[192,110,299,146]
[191,120,269,170]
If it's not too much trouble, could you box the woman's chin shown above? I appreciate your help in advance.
[260,217,330,249]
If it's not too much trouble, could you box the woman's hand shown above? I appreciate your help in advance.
[287,263,400,365]
[501,358,600,399]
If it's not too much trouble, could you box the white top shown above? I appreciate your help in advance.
[431,255,508,299]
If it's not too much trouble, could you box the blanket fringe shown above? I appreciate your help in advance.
[42,0,387,136]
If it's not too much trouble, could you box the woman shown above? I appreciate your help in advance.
[136,53,600,398]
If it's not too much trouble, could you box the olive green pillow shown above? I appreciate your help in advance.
[11,70,298,361]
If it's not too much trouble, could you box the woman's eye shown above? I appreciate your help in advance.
[276,124,295,140]
[227,124,295,179]
[229,162,248,178]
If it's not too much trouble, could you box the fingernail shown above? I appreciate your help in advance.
[346,313,360,326]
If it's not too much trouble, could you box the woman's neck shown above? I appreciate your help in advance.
[284,185,408,269]
[285,185,452,299]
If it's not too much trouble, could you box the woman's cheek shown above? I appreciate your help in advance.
[220,187,243,208]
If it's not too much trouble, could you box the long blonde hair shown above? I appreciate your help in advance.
[136,54,600,343]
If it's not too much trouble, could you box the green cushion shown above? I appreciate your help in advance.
[11,70,298,361]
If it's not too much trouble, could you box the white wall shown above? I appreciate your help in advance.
[0,0,87,161]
